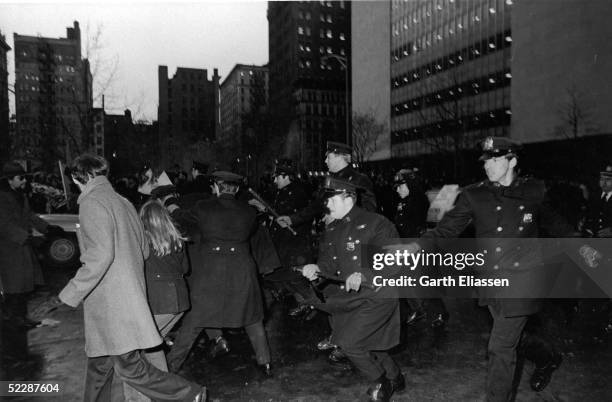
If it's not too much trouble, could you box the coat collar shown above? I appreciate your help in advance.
[77,175,112,204]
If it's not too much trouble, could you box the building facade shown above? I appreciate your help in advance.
[219,63,268,155]
[158,65,219,170]
[13,21,93,170]
[389,0,512,160]
[268,0,351,170]
[0,31,10,164]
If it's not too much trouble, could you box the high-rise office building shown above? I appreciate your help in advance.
[158,65,219,170]
[13,21,93,169]
[0,30,10,164]
[268,0,351,170]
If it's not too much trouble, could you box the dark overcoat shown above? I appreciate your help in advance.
[145,247,190,315]
[584,192,612,236]
[189,194,264,327]
[419,177,574,317]
[0,182,47,294]
[394,192,430,238]
[316,206,400,351]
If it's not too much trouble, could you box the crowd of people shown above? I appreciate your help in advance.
[1,136,611,401]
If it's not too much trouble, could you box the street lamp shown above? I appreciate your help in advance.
[321,54,350,146]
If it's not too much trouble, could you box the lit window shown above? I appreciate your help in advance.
[505,36,512,42]
[327,14,332,23]
[326,29,333,39]
[489,7,496,14]
[300,44,305,51]
[474,15,480,22]
[298,26,304,35]
[458,23,463,29]
[305,45,311,52]
[299,61,304,68]
[449,28,454,35]
[339,48,345,56]
[489,43,496,49]
[437,4,442,11]
[327,46,332,54]
[339,33,345,40]
[489,78,495,84]
[436,34,442,40]
[505,72,512,79]
[306,27,311,36]
[320,46,325,54]
[506,0,513,5]
[320,14,325,22]
[305,60,311,67]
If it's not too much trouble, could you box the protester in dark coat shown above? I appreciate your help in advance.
[0,162,62,327]
[167,171,273,376]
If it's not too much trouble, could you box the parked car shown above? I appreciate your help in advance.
[33,214,80,268]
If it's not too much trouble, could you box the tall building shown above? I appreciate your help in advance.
[219,63,268,156]
[268,0,351,170]
[0,31,10,164]
[13,21,93,170]
[158,66,219,170]
[352,0,612,174]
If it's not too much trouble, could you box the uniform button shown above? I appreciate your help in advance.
[496,206,502,211]
[348,237,352,240]
[493,265,499,270]
[513,262,520,267]
[329,242,332,246]
[332,256,337,260]
[352,256,358,260]
[215,246,220,251]
[230,247,235,251]
[355,240,360,244]
[156,274,161,278]
[497,226,503,232]
[495,247,502,252]
[519,205,525,210]
[518,226,524,231]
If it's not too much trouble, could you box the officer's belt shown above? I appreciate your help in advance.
[200,241,250,254]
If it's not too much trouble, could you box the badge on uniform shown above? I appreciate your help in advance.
[357,224,367,230]
[522,213,533,223]
[346,242,355,251]
[397,204,403,211]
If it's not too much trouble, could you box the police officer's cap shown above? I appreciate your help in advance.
[479,136,521,161]
[600,165,612,178]
[274,158,296,176]
[211,171,243,184]
[393,168,419,185]
[2,162,26,178]
[322,177,362,198]
[326,141,352,155]
[192,160,208,173]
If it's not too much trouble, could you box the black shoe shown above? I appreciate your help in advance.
[328,348,347,363]
[530,353,562,392]
[258,362,273,377]
[207,336,230,360]
[431,313,448,329]
[389,372,405,393]
[406,310,426,325]
[288,304,311,318]
[367,376,393,402]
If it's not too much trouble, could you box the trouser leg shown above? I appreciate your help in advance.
[112,350,200,401]
[166,310,204,372]
[342,348,385,381]
[486,306,528,402]
[84,355,116,402]
[520,315,558,369]
[245,321,271,365]
[371,351,400,379]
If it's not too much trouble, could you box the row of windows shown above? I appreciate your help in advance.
[391,30,511,88]
[391,107,511,145]
[299,43,346,57]
[303,103,344,117]
[298,26,346,40]
[392,70,511,116]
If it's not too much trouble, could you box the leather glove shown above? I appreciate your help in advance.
[46,225,65,236]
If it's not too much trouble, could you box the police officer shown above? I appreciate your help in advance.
[276,141,377,230]
[249,159,317,317]
[178,160,212,210]
[166,171,272,376]
[584,165,612,237]
[393,169,429,238]
[403,137,572,401]
[301,177,403,402]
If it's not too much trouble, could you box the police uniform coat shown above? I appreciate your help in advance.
[269,181,312,266]
[316,206,400,351]
[59,176,162,357]
[145,247,190,315]
[189,194,264,327]
[584,191,612,236]
[0,181,48,294]
[394,192,430,238]
[419,177,573,317]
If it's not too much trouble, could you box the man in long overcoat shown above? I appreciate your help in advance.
[301,177,403,402]
[167,171,273,376]
[56,154,204,402]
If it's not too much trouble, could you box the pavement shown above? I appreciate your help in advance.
[2,264,612,401]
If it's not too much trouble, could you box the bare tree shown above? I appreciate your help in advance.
[84,23,119,108]
[352,111,386,165]
[555,84,597,140]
